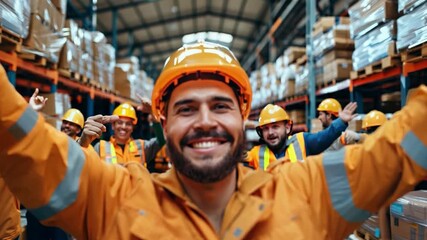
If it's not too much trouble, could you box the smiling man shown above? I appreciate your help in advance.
[1,42,427,239]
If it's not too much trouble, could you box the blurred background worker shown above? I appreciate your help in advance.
[362,110,388,134]
[246,102,356,170]
[317,98,364,151]
[60,108,84,140]
[80,102,165,165]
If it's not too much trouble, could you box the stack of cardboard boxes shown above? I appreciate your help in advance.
[0,0,30,38]
[349,0,398,73]
[391,191,427,240]
[24,0,66,63]
[397,1,427,61]
[40,92,71,130]
[312,17,354,86]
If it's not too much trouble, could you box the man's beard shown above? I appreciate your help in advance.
[265,134,287,152]
[167,130,245,183]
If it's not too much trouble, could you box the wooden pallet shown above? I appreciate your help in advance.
[353,229,380,240]
[350,56,400,79]
[0,27,22,52]
[18,52,58,69]
[317,78,346,89]
[401,42,427,63]
[58,69,81,81]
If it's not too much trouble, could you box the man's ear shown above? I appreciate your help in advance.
[285,123,292,134]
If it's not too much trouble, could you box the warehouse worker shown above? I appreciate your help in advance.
[362,110,387,134]
[0,89,48,240]
[1,43,427,239]
[246,101,356,170]
[79,102,165,165]
[61,108,84,140]
[317,98,365,151]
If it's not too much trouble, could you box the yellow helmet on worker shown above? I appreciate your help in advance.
[362,110,387,129]
[258,104,291,127]
[113,103,138,125]
[317,98,342,116]
[151,41,252,121]
[62,108,84,128]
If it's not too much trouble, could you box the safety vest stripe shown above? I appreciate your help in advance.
[287,144,297,163]
[259,145,265,170]
[263,147,269,170]
[29,138,86,221]
[323,148,371,222]
[134,140,144,164]
[401,131,427,169]
[8,106,38,140]
[104,141,117,164]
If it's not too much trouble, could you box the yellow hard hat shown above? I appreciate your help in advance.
[62,108,84,128]
[362,110,387,129]
[151,41,252,121]
[317,98,342,116]
[113,103,137,124]
[258,104,291,127]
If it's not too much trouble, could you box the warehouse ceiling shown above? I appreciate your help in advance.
[68,0,354,78]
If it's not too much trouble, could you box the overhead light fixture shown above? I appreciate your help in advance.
[182,31,233,46]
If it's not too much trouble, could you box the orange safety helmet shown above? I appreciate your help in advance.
[256,104,292,137]
[362,110,387,129]
[62,108,84,128]
[113,103,138,125]
[317,98,342,116]
[151,41,252,121]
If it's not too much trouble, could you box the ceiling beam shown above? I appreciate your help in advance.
[97,0,159,13]
[104,10,262,36]
[115,32,254,51]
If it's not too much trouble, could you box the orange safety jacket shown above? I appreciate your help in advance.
[247,132,306,170]
[0,178,22,240]
[95,137,145,165]
[1,65,427,239]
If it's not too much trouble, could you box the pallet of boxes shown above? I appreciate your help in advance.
[312,17,354,88]
[349,0,400,80]
[21,0,67,69]
[397,0,427,63]
[390,191,427,240]
[283,47,306,96]
[115,56,149,101]
[249,70,263,109]
[39,92,71,130]
[0,0,28,53]
[276,47,300,101]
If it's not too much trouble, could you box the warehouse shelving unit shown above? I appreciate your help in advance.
[0,50,138,119]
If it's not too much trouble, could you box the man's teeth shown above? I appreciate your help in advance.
[192,141,220,149]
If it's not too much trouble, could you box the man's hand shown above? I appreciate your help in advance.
[339,102,358,123]
[137,94,152,113]
[78,115,119,147]
[29,88,48,112]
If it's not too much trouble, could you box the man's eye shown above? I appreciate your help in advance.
[177,107,195,114]
[214,103,230,110]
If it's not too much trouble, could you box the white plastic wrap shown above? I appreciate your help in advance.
[397,2,427,50]
[352,21,395,70]
[398,0,426,13]
[0,0,30,38]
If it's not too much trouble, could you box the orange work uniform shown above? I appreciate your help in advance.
[1,65,427,239]
[0,178,22,240]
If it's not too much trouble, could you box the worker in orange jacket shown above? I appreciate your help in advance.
[246,101,356,170]
[317,98,365,151]
[78,101,165,165]
[0,88,49,240]
[1,43,427,239]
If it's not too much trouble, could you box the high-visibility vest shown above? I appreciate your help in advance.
[98,139,145,165]
[258,133,306,170]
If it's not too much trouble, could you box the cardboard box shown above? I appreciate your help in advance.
[391,191,427,224]
[40,93,70,116]
[322,50,353,64]
[50,0,67,14]
[58,40,81,72]
[313,16,350,34]
[289,110,305,124]
[391,214,427,240]
[323,59,353,83]
[310,119,322,133]
[284,47,306,66]
[347,118,363,132]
